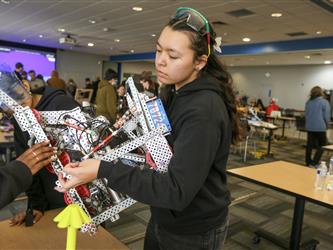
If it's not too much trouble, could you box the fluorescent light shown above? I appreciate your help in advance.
[271,13,282,17]
[46,54,55,62]
[151,34,156,37]
[1,0,10,4]
[316,31,322,34]
[324,60,331,64]
[242,37,251,42]
[89,19,96,24]
[130,49,135,53]
[0,47,10,52]
[88,43,94,47]
[132,6,143,11]
[58,28,66,32]
[39,34,44,38]
[304,55,311,59]
[22,39,27,42]
[114,39,120,42]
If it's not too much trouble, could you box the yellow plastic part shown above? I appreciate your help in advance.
[54,204,92,250]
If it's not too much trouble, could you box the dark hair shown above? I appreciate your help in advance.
[28,70,35,74]
[36,74,44,80]
[85,77,91,82]
[256,98,265,110]
[104,69,117,81]
[310,86,324,100]
[164,16,240,142]
[140,71,153,83]
[15,62,23,69]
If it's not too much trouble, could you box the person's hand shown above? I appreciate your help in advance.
[55,159,101,192]
[9,209,43,226]
[16,141,55,175]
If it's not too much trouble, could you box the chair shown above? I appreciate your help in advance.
[74,88,93,104]
[295,116,306,139]
[270,110,281,118]
[237,117,257,162]
[283,108,295,117]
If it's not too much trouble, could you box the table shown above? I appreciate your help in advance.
[268,116,296,138]
[0,131,14,163]
[227,161,333,250]
[323,144,333,151]
[0,208,129,249]
[248,120,278,156]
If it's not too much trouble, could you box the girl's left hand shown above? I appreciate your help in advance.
[55,159,101,192]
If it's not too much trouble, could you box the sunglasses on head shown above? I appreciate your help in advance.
[174,7,211,57]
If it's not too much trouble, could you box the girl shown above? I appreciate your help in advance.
[58,7,239,250]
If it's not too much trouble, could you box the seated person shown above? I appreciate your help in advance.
[266,98,280,116]
[255,98,265,111]
[9,79,79,225]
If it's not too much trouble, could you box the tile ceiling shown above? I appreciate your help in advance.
[0,0,333,65]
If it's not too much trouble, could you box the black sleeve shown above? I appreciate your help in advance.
[25,172,48,212]
[54,95,80,110]
[0,160,33,209]
[97,107,221,211]
[13,122,48,212]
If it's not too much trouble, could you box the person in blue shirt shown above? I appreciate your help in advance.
[305,86,331,166]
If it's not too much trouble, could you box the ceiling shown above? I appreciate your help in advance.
[0,0,333,65]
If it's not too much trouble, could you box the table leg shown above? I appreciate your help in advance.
[289,197,305,250]
[254,197,318,250]
[281,120,286,138]
[267,129,273,156]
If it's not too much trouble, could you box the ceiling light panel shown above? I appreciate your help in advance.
[132,6,143,12]
[271,13,282,17]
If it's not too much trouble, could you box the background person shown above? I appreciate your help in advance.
[9,77,79,225]
[305,86,331,166]
[95,69,118,124]
[13,62,24,80]
[47,70,66,90]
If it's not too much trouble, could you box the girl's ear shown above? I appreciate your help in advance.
[194,54,208,71]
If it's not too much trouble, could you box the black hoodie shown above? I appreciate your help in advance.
[98,74,231,234]
[14,87,79,212]
[0,160,32,209]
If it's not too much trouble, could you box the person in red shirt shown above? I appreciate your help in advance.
[266,98,280,116]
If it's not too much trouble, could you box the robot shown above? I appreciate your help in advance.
[0,69,172,234]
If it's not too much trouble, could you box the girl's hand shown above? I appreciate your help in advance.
[55,159,100,192]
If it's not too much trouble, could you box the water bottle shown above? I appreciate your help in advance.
[314,161,327,190]
[326,157,333,190]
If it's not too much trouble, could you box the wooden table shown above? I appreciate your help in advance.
[227,161,333,250]
[0,209,129,249]
[323,144,333,151]
[267,116,296,138]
